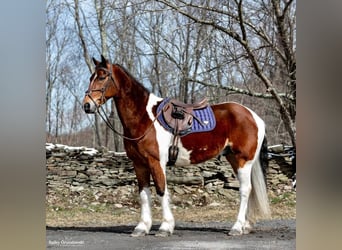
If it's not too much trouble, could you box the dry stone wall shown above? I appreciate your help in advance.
[46,143,295,195]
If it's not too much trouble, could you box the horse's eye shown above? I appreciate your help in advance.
[98,76,106,81]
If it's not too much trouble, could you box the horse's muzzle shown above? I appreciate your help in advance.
[83,102,95,113]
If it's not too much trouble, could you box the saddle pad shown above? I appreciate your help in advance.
[157,97,216,135]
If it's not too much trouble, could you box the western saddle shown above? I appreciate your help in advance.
[161,98,209,165]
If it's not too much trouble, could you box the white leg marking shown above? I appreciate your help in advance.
[229,161,253,236]
[157,187,175,236]
[132,187,152,236]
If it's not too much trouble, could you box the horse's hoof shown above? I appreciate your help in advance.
[155,229,172,237]
[228,228,243,236]
[242,227,252,234]
[131,228,147,237]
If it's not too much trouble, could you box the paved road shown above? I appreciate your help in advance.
[46,219,295,250]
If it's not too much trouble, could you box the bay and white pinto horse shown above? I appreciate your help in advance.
[82,55,271,237]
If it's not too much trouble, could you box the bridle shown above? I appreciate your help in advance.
[85,66,162,141]
[85,66,116,105]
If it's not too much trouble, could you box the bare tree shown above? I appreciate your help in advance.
[46,0,68,138]
[46,0,295,149]
[71,0,104,147]
[156,0,296,146]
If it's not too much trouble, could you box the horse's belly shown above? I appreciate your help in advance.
[175,134,225,166]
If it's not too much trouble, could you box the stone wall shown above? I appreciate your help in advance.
[46,143,295,195]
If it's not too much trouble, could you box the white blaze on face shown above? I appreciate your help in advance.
[145,94,192,167]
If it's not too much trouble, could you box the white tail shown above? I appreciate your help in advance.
[247,152,271,223]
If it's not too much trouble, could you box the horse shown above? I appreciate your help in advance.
[82,55,271,237]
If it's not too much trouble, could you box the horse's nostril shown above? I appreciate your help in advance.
[83,103,91,113]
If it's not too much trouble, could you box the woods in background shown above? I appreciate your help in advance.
[46,0,296,151]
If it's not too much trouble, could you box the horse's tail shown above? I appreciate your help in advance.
[247,135,271,223]
[260,136,269,183]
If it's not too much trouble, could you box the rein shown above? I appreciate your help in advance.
[85,67,162,141]
[96,100,162,141]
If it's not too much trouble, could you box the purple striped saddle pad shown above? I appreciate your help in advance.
[156,97,216,136]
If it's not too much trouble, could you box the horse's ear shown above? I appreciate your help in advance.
[92,57,100,66]
[101,54,107,63]
[101,54,112,70]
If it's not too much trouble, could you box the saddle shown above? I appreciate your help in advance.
[162,98,208,136]
[160,98,209,166]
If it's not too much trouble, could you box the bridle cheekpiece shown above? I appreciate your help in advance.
[85,66,116,107]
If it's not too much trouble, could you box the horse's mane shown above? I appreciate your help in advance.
[114,64,150,93]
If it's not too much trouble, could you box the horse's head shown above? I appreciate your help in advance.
[83,55,118,113]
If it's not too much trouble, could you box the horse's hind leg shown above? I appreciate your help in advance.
[131,165,152,237]
[149,158,174,237]
[227,158,254,236]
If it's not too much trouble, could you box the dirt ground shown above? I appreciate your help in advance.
[46,184,296,227]
[47,219,296,250]
[46,181,296,249]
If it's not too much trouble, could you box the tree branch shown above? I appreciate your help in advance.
[187,78,294,101]
[156,0,296,146]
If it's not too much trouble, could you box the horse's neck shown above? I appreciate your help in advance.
[113,70,150,134]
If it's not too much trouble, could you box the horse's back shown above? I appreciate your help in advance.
[211,101,263,131]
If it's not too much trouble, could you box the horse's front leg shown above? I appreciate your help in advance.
[156,186,174,237]
[131,166,152,237]
[131,187,152,237]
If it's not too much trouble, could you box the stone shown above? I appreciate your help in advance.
[71,164,86,171]
[167,176,203,186]
[77,154,92,161]
[86,168,103,176]
[268,168,279,174]
[94,158,108,163]
[224,180,240,189]
[209,202,221,207]
[202,170,217,178]
[114,203,123,208]
[47,168,61,175]
[60,170,77,177]
[52,152,67,158]
[173,186,185,195]
[46,143,296,209]
[278,174,289,182]
[100,178,118,186]
[76,173,88,179]
[70,186,84,192]
[269,178,280,185]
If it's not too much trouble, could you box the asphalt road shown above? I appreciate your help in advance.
[46,219,295,250]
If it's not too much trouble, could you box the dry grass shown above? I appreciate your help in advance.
[46,188,295,227]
